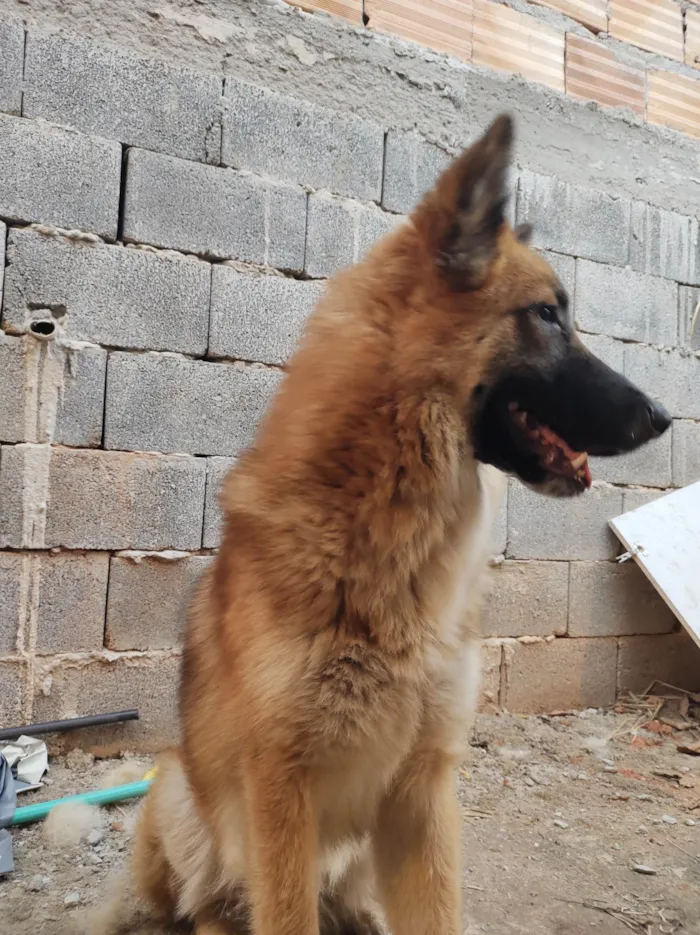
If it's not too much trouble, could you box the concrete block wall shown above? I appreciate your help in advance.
[1,12,699,751]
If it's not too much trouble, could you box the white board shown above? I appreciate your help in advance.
[609,481,700,651]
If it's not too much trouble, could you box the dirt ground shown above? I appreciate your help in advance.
[2,710,700,935]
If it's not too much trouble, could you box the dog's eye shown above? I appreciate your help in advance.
[537,304,558,324]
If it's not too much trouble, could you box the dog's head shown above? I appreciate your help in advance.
[410,114,671,497]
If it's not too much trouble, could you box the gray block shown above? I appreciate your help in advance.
[679,286,700,352]
[517,170,631,266]
[622,487,666,513]
[305,193,402,278]
[0,113,120,238]
[0,552,23,653]
[2,229,211,354]
[0,334,27,443]
[569,561,676,637]
[105,352,282,457]
[672,419,700,488]
[106,553,213,651]
[507,480,623,561]
[24,30,222,163]
[54,345,107,448]
[0,18,23,116]
[0,445,29,548]
[579,332,624,373]
[123,148,307,270]
[624,343,700,420]
[203,456,235,548]
[538,250,575,304]
[630,202,695,284]
[482,560,568,638]
[209,269,323,366]
[223,80,383,201]
[590,431,672,489]
[618,633,699,695]
[575,259,677,346]
[0,334,105,446]
[492,492,507,556]
[33,655,180,753]
[34,551,109,653]
[42,449,206,550]
[0,660,24,724]
[0,220,5,306]
[382,129,453,214]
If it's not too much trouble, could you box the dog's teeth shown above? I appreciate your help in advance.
[570,453,588,470]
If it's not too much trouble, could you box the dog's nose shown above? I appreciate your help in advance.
[645,400,672,439]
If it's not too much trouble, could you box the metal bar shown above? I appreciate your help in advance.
[0,710,139,742]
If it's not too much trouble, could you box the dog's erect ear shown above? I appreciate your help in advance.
[418,114,514,291]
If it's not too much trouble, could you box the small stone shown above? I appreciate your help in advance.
[63,892,81,908]
[637,825,649,834]
[86,828,104,846]
[662,815,677,825]
[603,766,617,773]
[633,864,657,875]
[685,819,696,827]
[637,794,653,801]
[87,852,102,865]
[553,819,569,829]
[27,874,49,892]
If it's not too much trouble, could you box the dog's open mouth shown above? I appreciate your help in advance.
[508,402,592,489]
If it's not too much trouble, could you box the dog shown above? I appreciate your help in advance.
[93,114,670,935]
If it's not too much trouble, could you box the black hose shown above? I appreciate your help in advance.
[0,709,140,741]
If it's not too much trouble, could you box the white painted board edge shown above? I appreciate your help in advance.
[609,481,700,652]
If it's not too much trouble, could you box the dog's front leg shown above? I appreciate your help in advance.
[374,749,461,935]
[243,765,319,935]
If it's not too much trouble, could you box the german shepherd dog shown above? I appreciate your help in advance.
[94,115,670,935]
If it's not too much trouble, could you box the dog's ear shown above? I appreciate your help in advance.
[418,114,514,291]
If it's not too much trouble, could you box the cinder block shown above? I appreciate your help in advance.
[624,343,700,420]
[0,552,24,654]
[209,269,323,366]
[678,286,700,352]
[0,333,106,447]
[590,431,672,489]
[2,229,211,355]
[54,344,107,448]
[0,334,27,443]
[0,220,5,304]
[539,250,575,303]
[0,18,23,115]
[106,553,213,651]
[223,80,383,201]
[507,481,623,561]
[105,353,282,457]
[504,637,617,713]
[575,259,677,346]
[123,148,306,270]
[479,642,503,712]
[517,170,630,266]
[621,487,666,513]
[203,457,235,548]
[579,332,624,373]
[33,655,180,753]
[305,193,402,278]
[672,420,700,487]
[382,129,453,214]
[0,659,25,724]
[569,561,676,637]
[34,551,109,653]
[630,202,695,284]
[41,449,206,550]
[24,30,222,163]
[492,493,507,556]
[618,632,700,695]
[0,113,120,238]
[482,560,568,637]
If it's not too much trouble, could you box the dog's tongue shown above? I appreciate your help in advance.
[538,425,592,488]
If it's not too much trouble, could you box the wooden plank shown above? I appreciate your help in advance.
[609,481,700,651]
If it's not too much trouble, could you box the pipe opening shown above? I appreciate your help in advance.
[29,319,57,341]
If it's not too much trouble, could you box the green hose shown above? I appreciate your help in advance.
[10,779,152,826]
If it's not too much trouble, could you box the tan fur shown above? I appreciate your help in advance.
[95,119,564,935]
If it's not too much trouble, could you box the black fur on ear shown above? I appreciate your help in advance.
[415,114,515,291]
[514,222,533,244]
